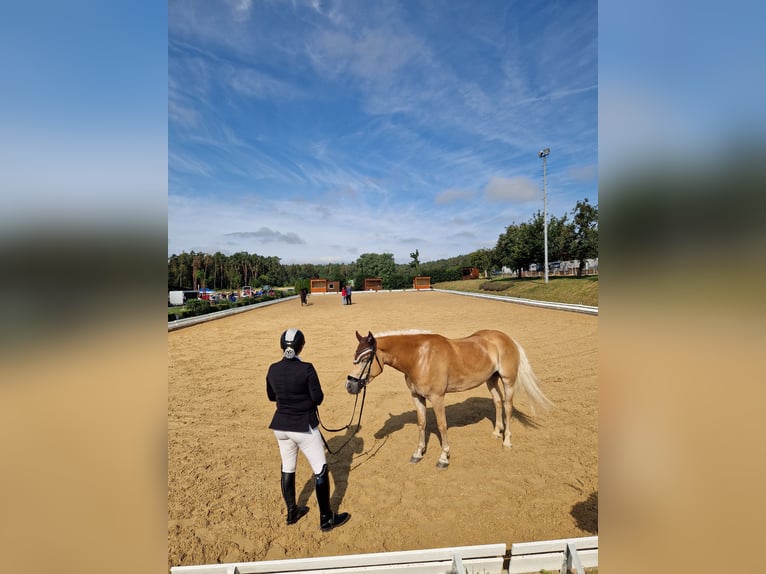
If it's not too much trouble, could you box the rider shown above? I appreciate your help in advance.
[266,328,351,531]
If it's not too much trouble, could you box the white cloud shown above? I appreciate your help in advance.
[568,164,597,182]
[225,228,305,245]
[230,0,252,22]
[435,188,476,204]
[483,176,539,202]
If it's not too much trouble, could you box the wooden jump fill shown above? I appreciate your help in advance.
[310,279,340,293]
[413,276,431,290]
[364,278,383,291]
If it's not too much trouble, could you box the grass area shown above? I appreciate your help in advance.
[433,275,598,307]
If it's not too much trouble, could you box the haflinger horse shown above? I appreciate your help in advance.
[346,329,553,469]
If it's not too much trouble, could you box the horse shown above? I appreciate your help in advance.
[346,329,553,469]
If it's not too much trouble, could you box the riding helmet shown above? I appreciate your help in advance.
[280,328,305,355]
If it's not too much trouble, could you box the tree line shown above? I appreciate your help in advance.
[167,198,597,291]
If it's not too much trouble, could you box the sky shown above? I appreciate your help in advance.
[2,3,765,573]
[168,0,598,265]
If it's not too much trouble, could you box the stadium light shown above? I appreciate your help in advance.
[538,148,550,284]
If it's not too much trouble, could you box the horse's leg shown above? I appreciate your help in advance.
[409,393,427,464]
[430,395,451,469]
[500,379,516,448]
[486,375,504,439]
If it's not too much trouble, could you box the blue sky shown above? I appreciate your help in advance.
[168,0,597,264]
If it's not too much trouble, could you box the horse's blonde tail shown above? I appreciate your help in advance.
[514,341,554,414]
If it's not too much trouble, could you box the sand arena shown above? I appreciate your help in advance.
[168,290,597,568]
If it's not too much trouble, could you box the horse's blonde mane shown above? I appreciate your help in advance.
[375,329,432,338]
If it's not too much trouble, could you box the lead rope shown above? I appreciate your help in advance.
[317,351,375,454]
[318,384,367,455]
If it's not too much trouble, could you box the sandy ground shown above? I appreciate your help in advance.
[168,290,598,569]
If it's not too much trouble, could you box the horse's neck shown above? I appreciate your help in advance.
[378,336,416,375]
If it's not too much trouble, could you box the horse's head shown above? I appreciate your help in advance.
[346,330,383,394]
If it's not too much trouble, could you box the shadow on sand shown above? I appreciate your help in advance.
[297,426,364,509]
[570,491,598,534]
[372,396,542,449]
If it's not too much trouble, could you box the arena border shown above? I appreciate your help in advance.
[168,288,597,333]
[432,289,598,316]
[168,295,300,331]
[169,536,598,573]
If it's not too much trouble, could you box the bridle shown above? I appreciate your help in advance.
[317,338,381,455]
[345,340,382,394]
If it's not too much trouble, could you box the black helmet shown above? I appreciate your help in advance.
[280,328,305,356]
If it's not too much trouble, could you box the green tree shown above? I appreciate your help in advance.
[493,214,545,275]
[409,249,420,274]
[571,198,599,276]
[469,248,493,278]
[354,253,396,288]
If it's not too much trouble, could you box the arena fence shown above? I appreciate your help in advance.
[170,536,597,574]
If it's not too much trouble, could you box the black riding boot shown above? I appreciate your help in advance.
[280,471,309,525]
[314,464,350,532]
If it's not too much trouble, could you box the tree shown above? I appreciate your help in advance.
[192,253,202,289]
[409,249,420,274]
[546,214,575,265]
[493,214,545,275]
[570,198,599,276]
[354,253,396,288]
[469,248,493,278]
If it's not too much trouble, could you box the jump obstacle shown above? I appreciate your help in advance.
[413,276,431,290]
[170,536,597,574]
[310,279,340,293]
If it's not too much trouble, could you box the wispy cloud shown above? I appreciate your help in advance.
[230,0,252,22]
[168,1,597,263]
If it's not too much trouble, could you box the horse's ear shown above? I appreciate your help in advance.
[356,330,363,341]
[367,331,374,341]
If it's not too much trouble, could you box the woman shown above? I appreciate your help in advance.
[266,328,351,531]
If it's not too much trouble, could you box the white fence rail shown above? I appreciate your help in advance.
[170,537,597,574]
[509,536,598,574]
[433,289,598,316]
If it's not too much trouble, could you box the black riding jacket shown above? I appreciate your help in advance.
[266,357,324,432]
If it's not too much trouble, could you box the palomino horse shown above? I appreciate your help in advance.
[346,329,552,469]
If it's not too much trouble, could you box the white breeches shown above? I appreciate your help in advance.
[273,426,327,474]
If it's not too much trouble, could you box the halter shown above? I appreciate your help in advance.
[318,336,381,455]
[346,340,381,394]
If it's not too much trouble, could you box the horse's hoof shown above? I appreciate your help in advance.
[410,456,423,464]
[436,460,449,470]
[503,442,512,449]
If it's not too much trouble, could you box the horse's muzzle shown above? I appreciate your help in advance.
[345,376,366,395]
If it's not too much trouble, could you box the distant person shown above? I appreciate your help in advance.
[346,284,352,305]
[341,286,348,305]
[266,329,351,531]
[300,288,308,306]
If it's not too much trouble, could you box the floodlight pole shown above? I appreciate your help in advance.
[538,148,550,284]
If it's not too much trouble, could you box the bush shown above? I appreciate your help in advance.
[294,279,311,293]
[480,281,511,292]
[185,298,211,315]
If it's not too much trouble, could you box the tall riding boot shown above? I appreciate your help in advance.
[280,471,309,525]
[314,464,350,532]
